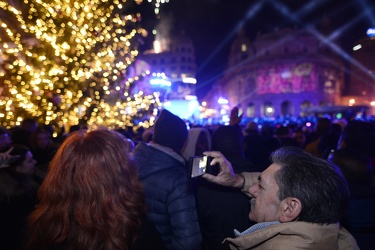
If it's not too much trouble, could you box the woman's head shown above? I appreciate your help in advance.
[8,145,36,175]
[28,129,146,249]
[47,129,139,184]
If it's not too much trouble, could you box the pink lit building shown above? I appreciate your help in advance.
[210,28,345,118]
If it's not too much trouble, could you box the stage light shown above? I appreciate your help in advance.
[266,107,273,114]
[353,44,362,51]
[367,28,375,37]
[349,99,355,106]
[218,97,228,105]
[149,78,171,86]
[185,95,197,100]
[182,77,197,84]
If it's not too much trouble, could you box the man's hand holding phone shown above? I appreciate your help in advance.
[188,155,212,178]
[201,151,245,188]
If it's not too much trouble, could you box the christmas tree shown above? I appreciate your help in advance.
[0,0,163,131]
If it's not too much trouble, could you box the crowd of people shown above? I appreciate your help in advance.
[0,108,374,250]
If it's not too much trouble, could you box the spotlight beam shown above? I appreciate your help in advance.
[269,0,375,81]
[197,0,326,91]
[327,11,366,41]
[196,2,264,76]
[358,0,375,26]
[230,0,375,107]
[198,0,375,100]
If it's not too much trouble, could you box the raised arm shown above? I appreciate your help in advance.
[201,151,245,188]
[202,151,261,192]
[0,147,16,169]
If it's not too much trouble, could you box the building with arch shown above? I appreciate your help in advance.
[210,27,345,118]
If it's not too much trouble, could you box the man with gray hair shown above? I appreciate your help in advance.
[203,146,359,249]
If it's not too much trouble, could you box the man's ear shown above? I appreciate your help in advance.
[278,197,302,223]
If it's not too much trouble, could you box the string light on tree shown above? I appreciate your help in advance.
[0,0,161,130]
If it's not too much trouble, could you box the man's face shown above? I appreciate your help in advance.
[36,133,50,149]
[248,163,282,223]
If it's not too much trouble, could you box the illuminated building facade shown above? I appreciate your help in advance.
[213,28,345,118]
[134,33,200,119]
[136,33,197,99]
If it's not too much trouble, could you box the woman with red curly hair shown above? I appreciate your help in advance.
[27,129,165,250]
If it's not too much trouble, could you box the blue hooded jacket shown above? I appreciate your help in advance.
[132,142,202,250]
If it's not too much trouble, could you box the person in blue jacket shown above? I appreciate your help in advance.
[132,109,202,250]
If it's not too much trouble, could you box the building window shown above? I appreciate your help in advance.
[281,100,293,116]
[263,102,274,116]
[300,101,311,116]
[246,103,255,117]
[301,101,311,108]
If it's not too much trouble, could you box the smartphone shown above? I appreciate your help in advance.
[188,155,212,178]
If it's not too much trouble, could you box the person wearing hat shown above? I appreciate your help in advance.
[132,109,202,250]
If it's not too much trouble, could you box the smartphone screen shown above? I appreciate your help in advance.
[189,155,209,178]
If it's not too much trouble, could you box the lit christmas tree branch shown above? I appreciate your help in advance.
[0,0,162,131]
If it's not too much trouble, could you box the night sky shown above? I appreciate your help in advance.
[138,0,375,100]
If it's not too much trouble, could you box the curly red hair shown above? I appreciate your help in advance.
[27,129,146,250]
